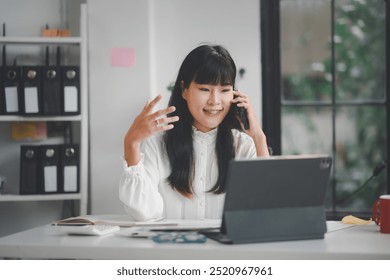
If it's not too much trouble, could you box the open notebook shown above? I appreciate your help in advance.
[51,214,173,227]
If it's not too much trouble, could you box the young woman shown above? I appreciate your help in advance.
[119,44,269,221]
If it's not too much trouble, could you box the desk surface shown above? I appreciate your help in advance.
[0,221,389,260]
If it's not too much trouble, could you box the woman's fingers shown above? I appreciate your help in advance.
[156,123,175,132]
[143,95,162,113]
[149,106,176,120]
[143,106,179,133]
[233,91,248,99]
[134,95,180,136]
[232,92,249,105]
[155,116,180,126]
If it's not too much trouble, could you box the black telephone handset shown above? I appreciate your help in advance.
[232,94,250,130]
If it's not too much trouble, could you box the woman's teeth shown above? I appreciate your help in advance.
[205,110,220,115]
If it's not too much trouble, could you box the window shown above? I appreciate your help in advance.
[261,0,389,219]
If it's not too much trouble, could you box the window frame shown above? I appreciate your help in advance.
[260,0,389,219]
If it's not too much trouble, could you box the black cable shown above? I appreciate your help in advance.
[336,160,386,206]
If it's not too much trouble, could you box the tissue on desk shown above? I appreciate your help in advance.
[341,215,372,225]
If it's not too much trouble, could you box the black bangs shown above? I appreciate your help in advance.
[193,52,236,87]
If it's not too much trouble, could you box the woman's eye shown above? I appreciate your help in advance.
[199,88,209,92]
[221,88,232,93]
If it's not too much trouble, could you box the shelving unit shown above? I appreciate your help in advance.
[0,4,88,215]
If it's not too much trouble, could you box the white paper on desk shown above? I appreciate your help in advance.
[326,221,355,233]
[118,219,222,236]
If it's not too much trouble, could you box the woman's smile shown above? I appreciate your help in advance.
[203,108,224,116]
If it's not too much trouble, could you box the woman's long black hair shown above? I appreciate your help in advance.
[163,45,241,196]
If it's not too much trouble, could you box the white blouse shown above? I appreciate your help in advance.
[119,127,257,221]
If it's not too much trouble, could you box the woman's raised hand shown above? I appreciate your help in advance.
[124,95,179,166]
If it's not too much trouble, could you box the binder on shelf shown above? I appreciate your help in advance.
[0,23,6,115]
[61,66,80,115]
[60,144,80,193]
[40,144,60,194]
[21,66,42,115]
[2,65,22,115]
[1,24,21,115]
[0,66,4,115]
[20,145,41,195]
[42,47,61,115]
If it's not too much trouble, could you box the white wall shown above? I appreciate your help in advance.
[87,0,262,214]
[88,0,152,214]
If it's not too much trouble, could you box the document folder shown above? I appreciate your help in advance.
[42,66,61,115]
[40,144,60,193]
[21,66,42,115]
[2,66,21,115]
[0,66,4,114]
[60,144,79,193]
[20,145,41,194]
[61,66,80,115]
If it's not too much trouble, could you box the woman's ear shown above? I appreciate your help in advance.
[182,89,188,100]
[181,81,187,100]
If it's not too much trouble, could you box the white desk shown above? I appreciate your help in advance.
[0,221,389,259]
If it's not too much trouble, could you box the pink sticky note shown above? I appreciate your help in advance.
[111,48,136,67]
